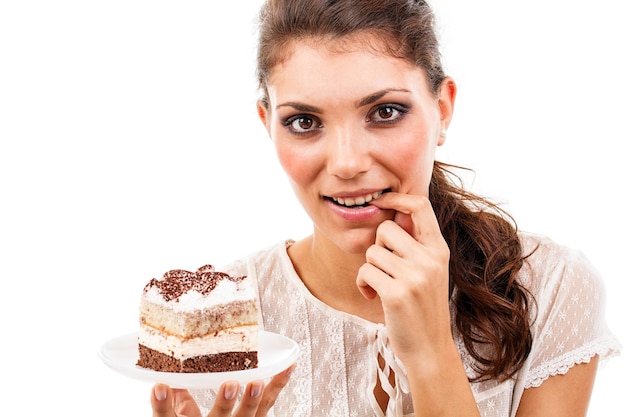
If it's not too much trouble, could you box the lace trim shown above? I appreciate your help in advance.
[525,335,622,388]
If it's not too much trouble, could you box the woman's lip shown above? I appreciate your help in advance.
[324,188,392,209]
[325,198,384,222]
[326,188,391,199]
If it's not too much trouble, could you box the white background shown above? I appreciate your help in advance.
[0,0,623,415]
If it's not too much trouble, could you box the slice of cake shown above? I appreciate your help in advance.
[137,264,259,373]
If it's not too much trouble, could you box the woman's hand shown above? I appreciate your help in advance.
[151,365,295,417]
[356,192,453,365]
[356,192,480,416]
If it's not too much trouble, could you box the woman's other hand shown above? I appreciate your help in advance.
[150,364,295,417]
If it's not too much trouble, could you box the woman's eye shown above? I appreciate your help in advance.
[293,117,314,130]
[367,104,409,124]
[377,107,395,120]
[283,115,322,134]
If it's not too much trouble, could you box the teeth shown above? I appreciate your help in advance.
[332,191,383,207]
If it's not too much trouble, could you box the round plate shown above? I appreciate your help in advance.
[99,331,299,389]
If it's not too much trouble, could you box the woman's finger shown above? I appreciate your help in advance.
[232,381,264,417]
[171,388,203,417]
[256,364,296,416]
[372,219,417,260]
[356,260,392,299]
[207,381,240,417]
[371,192,444,247]
[151,384,177,417]
[366,233,415,279]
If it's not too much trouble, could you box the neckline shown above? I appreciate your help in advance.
[279,240,384,329]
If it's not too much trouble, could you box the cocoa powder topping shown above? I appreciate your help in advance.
[144,264,246,302]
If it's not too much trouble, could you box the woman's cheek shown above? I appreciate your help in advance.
[275,141,319,184]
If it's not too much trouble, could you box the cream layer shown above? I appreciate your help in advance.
[138,324,258,360]
[142,277,257,312]
[139,298,258,337]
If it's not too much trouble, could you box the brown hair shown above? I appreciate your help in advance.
[256,0,532,382]
[430,163,533,381]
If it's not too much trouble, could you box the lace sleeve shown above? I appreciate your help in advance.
[522,243,621,388]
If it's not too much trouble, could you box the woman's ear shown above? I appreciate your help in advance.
[437,77,456,145]
[257,99,270,130]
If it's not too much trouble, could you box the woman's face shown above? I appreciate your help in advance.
[259,36,455,254]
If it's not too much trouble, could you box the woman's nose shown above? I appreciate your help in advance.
[325,125,372,179]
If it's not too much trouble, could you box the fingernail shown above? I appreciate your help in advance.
[155,385,167,401]
[224,382,238,401]
[285,364,295,378]
[250,382,263,398]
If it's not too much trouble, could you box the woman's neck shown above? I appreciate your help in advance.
[287,233,385,323]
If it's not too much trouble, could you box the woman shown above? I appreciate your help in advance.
[151,0,620,416]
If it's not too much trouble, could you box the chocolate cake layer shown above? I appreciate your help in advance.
[137,344,258,373]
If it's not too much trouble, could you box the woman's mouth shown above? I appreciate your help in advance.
[326,188,392,208]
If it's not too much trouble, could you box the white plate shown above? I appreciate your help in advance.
[99,331,299,389]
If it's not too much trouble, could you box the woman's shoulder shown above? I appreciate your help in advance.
[515,233,621,389]
[517,231,605,304]
[519,232,597,279]
[519,231,581,260]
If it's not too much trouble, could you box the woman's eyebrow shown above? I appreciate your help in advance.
[275,88,410,113]
[276,102,322,113]
[357,88,411,107]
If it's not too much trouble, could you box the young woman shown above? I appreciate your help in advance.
[150,0,620,416]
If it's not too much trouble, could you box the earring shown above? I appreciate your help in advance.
[440,129,447,137]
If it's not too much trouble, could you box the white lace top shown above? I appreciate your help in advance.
[194,233,621,417]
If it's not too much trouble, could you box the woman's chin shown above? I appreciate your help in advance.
[331,230,377,255]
